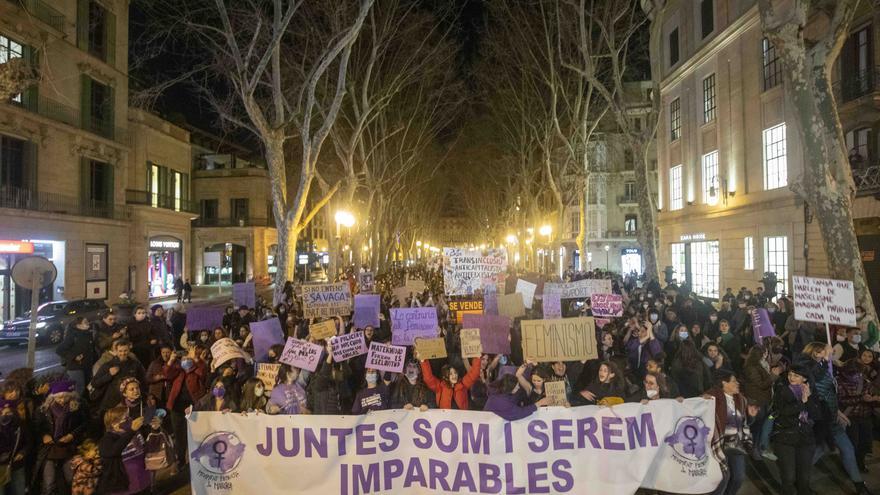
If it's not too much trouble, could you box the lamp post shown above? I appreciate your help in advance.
[603,244,610,272]
[539,225,552,274]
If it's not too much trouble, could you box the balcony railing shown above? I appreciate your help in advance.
[5,0,65,33]
[125,189,198,214]
[193,217,276,228]
[0,185,125,220]
[617,195,638,205]
[834,66,880,103]
[12,95,128,144]
[854,165,880,196]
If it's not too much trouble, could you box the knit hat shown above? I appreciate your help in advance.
[0,399,16,411]
[151,304,163,313]
[48,380,75,395]
[789,363,811,382]
[118,377,140,394]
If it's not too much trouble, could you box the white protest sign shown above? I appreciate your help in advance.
[442,247,507,296]
[209,338,253,371]
[793,275,857,327]
[515,279,538,310]
[331,332,368,362]
[302,283,352,318]
[278,337,324,372]
[544,279,612,299]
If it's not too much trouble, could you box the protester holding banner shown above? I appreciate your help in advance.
[351,369,389,414]
[705,370,756,495]
[388,361,433,411]
[194,377,236,413]
[266,365,308,415]
[483,374,545,420]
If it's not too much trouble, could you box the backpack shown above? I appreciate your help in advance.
[144,431,175,471]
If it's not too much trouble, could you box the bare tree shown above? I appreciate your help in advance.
[757,0,875,316]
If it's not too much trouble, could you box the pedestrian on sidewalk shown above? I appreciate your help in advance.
[56,317,97,395]
[173,278,183,304]
[182,281,192,303]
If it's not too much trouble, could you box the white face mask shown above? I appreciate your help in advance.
[646,389,659,399]
[649,315,659,323]
[710,316,718,322]
[853,334,863,344]
[837,335,847,342]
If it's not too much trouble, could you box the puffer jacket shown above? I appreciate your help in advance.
[741,358,775,407]
[421,357,481,410]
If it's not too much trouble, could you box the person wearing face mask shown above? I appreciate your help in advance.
[197,330,212,346]
[165,347,207,468]
[389,362,432,411]
[625,321,663,379]
[647,310,668,343]
[32,380,84,495]
[146,344,175,408]
[771,364,820,495]
[56,317,97,395]
[421,357,481,410]
[351,369,389,414]
[665,324,691,359]
[704,312,721,340]
[195,378,237,413]
[239,378,268,413]
[636,371,680,403]
[834,328,868,367]
[267,365,308,415]
[855,306,880,351]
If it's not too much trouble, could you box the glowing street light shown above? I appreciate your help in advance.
[335,210,355,228]
[505,234,517,244]
[604,244,610,271]
[416,241,422,247]
[539,225,552,237]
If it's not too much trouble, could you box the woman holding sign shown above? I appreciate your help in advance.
[420,357,481,410]
[351,369,389,414]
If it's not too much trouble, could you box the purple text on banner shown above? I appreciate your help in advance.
[353,295,381,329]
[185,306,226,331]
[331,332,368,362]
[249,318,285,363]
[232,282,256,309]
[483,283,499,316]
[591,293,624,318]
[278,337,323,372]
[462,313,511,355]
[543,293,562,319]
[390,307,438,345]
[751,308,776,343]
[365,342,406,373]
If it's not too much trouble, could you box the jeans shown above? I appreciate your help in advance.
[1,468,26,495]
[847,416,874,467]
[774,441,815,494]
[813,425,862,483]
[170,410,188,467]
[713,449,747,495]
[40,460,63,495]
[751,406,774,452]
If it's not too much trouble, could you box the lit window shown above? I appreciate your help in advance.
[671,243,686,283]
[691,240,720,298]
[702,151,719,205]
[624,215,637,233]
[670,98,681,141]
[670,165,683,210]
[744,237,754,270]
[1,35,24,103]
[763,123,787,190]
[764,236,789,295]
[703,74,716,123]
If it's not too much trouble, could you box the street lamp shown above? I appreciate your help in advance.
[603,244,610,271]
[335,210,355,274]
[505,234,517,244]
[539,225,552,237]
[539,225,552,273]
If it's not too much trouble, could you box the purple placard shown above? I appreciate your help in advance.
[232,282,256,309]
[331,332,368,362]
[278,337,323,372]
[185,306,226,331]
[483,283,499,316]
[249,318,285,362]
[751,308,776,343]
[543,293,562,319]
[365,342,406,373]
[353,295,381,329]
[390,307,438,345]
[462,313,511,355]
[497,365,518,377]
[591,293,624,318]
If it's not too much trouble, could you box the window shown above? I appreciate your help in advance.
[744,237,754,270]
[841,27,872,100]
[570,211,580,237]
[0,135,35,192]
[702,150,719,205]
[77,0,116,64]
[587,209,605,239]
[588,175,607,205]
[691,240,720,298]
[701,0,714,38]
[671,243,686,282]
[669,28,680,66]
[762,38,782,91]
[0,35,23,102]
[763,123,787,190]
[764,236,789,295]
[702,74,716,123]
[201,199,218,220]
[669,165,683,210]
[146,163,189,211]
[846,127,871,166]
[231,198,249,221]
[670,98,681,141]
[81,76,114,139]
[80,158,114,218]
[624,215,637,233]
[624,181,636,202]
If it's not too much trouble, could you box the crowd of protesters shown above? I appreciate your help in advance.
[0,263,875,494]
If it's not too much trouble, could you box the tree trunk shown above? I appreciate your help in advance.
[633,144,659,280]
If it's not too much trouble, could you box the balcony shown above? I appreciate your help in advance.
[835,67,880,103]
[12,95,128,144]
[125,189,198,214]
[0,185,125,220]
[854,165,880,197]
[617,195,638,206]
[4,0,65,33]
[193,217,276,228]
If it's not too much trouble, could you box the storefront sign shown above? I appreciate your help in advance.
[622,248,641,255]
[679,233,706,241]
[150,239,181,249]
[0,241,33,254]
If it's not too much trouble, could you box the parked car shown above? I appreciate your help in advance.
[0,299,108,345]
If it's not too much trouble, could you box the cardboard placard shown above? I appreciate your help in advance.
[353,294,381,329]
[232,282,256,309]
[209,338,253,371]
[543,293,562,319]
[309,320,337,340]
[392,286,413,304]
[256,363,281,391]
[591,293,624,317]
[792,275,857,326]
[406,279,426,294]
[520,317,598,362]
[365,342,406,373]
[278,337,323,372]
[462,314,511,355]
[302,283,352,319]
[330,332,368,362]
[414,337,447,360]
[516,279,538,310]
[390,307,439,345]
[460,328,483,358]
[498,293,525,319]
[249,318,285,363]
[544,380,569,407]
[442,247,508,296]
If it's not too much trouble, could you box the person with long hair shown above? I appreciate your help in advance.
[389,361,432,411]
[670,339,713,398]
[705,370,757,495]
[351,369,389,415]
[771,364,821,495]
[577,361,627,405]
[267,365,308,415]
[239,378,268,413]
[421,357,481,410]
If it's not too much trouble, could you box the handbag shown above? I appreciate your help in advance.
[722,398,753,455]
[0,427,21,486]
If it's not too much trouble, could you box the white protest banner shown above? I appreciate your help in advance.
[460,328,483,358]
[187,399,723,495]
[390,307,439,346]
[442,247,507,296]
[516,279,538,310]
[591,293,624,318]
[793,276,857,327]
[256,363,281,391]
[209,338,253,371]
[406,279,427,294]
[331,332,368,362]
[521,317,598,362]
[278,337,324,372]
[302,283,352,319]
[365,342,406,373]
[544,279,612,299]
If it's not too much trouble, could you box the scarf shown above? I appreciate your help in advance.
[49,402,68,440]
[788,385,809,425]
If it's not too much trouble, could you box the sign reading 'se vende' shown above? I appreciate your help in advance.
[792,276,857,327]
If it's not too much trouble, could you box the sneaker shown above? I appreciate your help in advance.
[761,451,778,461]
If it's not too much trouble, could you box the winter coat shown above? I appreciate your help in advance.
[770,378,821,446]
[669,359,713,398]
[389,379,433,410]
[145,358,172,405]
[95,429,138,494]
[90,357,146,413]
[421,357,481,410]
[93,321,123,353]
[127,318,156,365]
[741,357,775,407]
[306,360,350,415]
[625,337,663,372]
[165,361,208,411]
[56,325,97,372]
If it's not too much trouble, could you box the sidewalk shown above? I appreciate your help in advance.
[149,284,275,309]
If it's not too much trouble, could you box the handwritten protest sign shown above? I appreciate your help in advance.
[353,295,381,329]
[591,293,624,318]
[309,320,337,340]
[462,314,511,355]
[249,318,284,362]
[392,286,413,304]
[365,342,406,373]
[406,279,426,294]
[498,293,525,319]
[516,279,538,310]
[447,299,484,324]
[390,307,438,345]
[255,363,281,391]
[209,338,253,371]
[185,306,225,331]
[483,283,499,315]
[358,272,375,293]
[751,308,775,343]
[330,332,367,362]
[544,380,569,406]
[442,247,507,296]
[521,317,598,362]
[543,292,562,319]
[544,279,612,299]
[595,318,611,329]
[793,276,857,326]
[302,283,352,319]
[460,328,483,358]
[278,337,323,372]
[232,282,256,309]
[415,337,447,360]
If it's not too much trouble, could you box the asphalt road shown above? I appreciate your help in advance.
[0,342,63,378]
